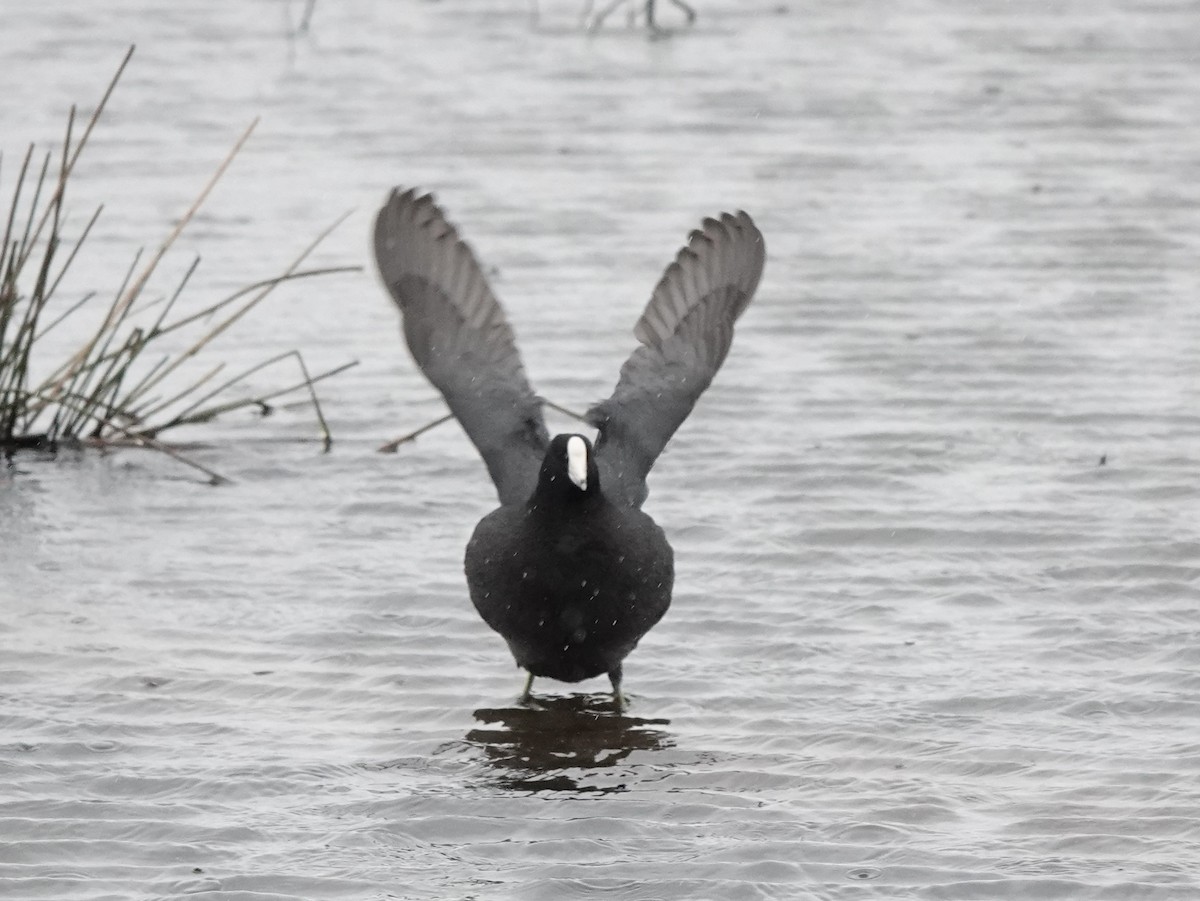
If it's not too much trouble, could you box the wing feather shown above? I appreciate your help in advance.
[374,188,548,505]
[588,210,765,507]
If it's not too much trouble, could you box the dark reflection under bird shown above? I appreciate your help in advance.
[373,188,765,710]
[467,695,673,793]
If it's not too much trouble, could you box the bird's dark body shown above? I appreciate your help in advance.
[466,498,673,683]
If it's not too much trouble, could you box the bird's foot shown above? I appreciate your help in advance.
[518,671,535,704]
[608,665,627,712]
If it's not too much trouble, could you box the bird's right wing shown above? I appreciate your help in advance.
[587,211,765,507]
[374,188,549,506]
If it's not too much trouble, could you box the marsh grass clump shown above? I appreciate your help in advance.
[0,46,358,483]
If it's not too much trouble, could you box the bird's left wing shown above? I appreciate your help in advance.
[374,188,549,506]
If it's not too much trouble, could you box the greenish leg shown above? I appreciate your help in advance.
[519,671,535,703]
[608,665,626,712]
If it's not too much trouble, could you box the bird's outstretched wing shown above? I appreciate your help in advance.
[374,188,549,506]
[587,211,765,507]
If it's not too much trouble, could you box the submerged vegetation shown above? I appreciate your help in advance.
[0,46,359,483]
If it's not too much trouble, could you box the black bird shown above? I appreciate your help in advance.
[373,188,765,709]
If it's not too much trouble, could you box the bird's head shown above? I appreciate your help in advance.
[534,433,600,505]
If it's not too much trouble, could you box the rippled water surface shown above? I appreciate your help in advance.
[3,1,1200,898]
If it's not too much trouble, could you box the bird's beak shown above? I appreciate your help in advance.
[567,435,588,491]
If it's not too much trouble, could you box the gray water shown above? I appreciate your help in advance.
[2,1,1199,898]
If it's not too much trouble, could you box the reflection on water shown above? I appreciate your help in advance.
[466,695,673,793]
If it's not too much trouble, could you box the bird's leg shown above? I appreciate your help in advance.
[608,664,627,712]
[519,671,535,703]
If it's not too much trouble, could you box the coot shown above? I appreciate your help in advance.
[374,188,765,708]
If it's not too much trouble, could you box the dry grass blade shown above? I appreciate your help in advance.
[378,413,455,453]
[11,45,132,278]
[375,398,586,454]
[0,145,36,263]
[41,204,103,306]
[152,358,359,437]
[176,212,352,352]
[542,399,588,423]
[51,250,144,434]
[130,361,226,427]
